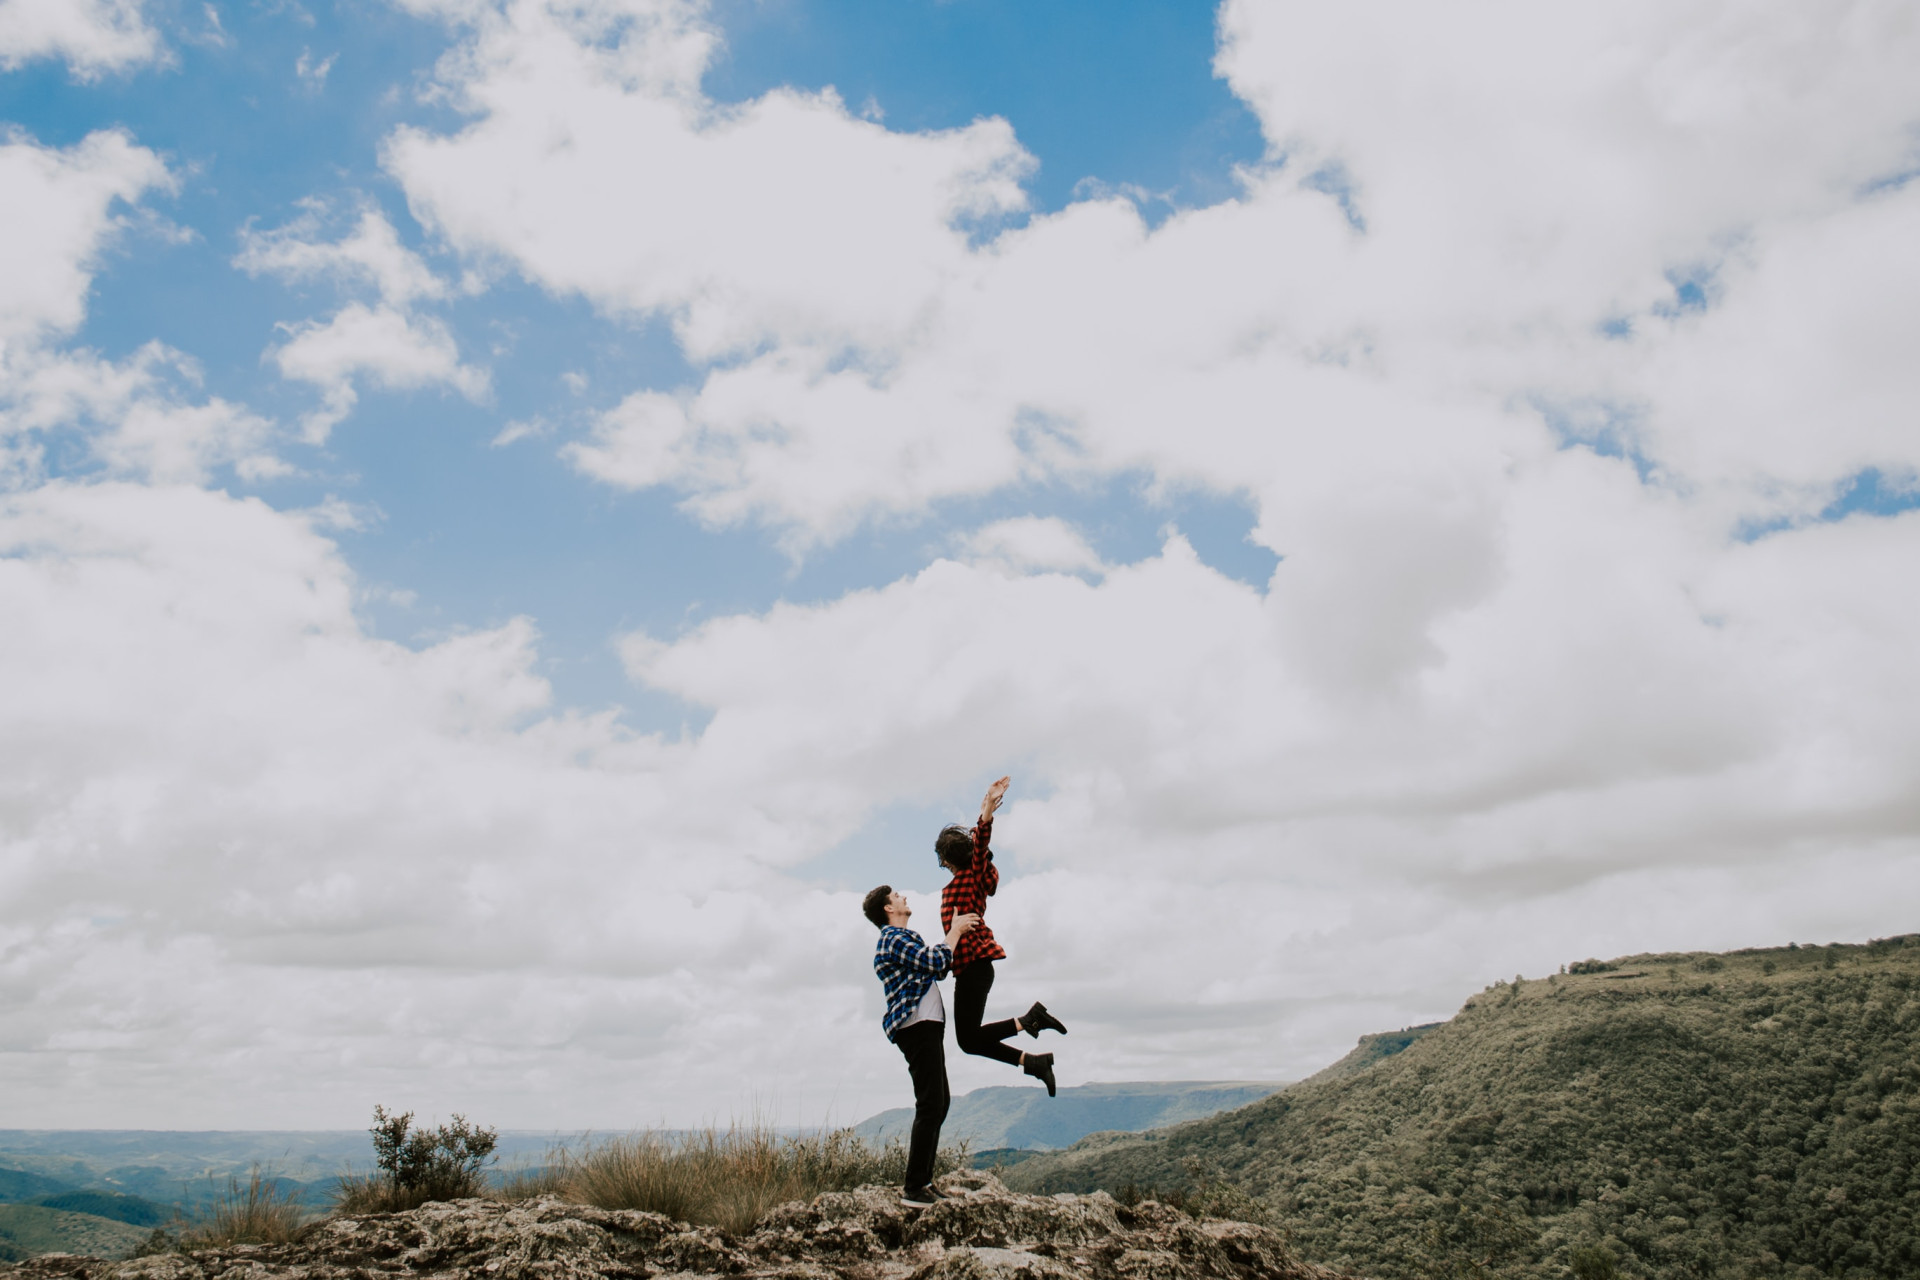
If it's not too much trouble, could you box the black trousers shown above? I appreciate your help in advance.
[952,960,1024,1068]
[893,1019,949,1190]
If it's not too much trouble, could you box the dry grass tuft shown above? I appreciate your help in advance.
[491,1158,567,1202]
[557,1125,964,1234]
[173,1167,309,1248]
[332,1172,445,1215]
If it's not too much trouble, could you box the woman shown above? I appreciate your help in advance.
[937,774,1069,1095]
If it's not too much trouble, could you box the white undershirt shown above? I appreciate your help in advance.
[900,977,946,1030]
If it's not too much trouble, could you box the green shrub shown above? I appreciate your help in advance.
[1568,1243,1619,1280]
[336,1107,498,1213]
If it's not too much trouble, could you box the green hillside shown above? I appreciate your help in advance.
[853,1080,1288,1151]
[0,1169,75,1203]
[1005,937,1920,1280]
[0,1204,148,1263]
[29,1190,172,1227]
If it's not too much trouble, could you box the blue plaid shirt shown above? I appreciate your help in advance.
[874,925,952,1042]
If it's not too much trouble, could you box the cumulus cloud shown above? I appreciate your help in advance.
[269,303,488,439]
[0,130,281,484]
[956,517,1105,577]
[0,128,170,342]
[387,0,1031,368]
[236,206,449,309]
[389,0,1920,548]
[237,207,488,439]
[378,0,1920,1094]
[0,0,163,77]
[5,343,281,484]
[0,481,875,1125]
[8,0,1920,1127]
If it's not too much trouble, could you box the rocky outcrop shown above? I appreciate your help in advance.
[0,1173,1344,1280]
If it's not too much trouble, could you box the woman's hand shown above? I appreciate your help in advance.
[980,775,1011,822]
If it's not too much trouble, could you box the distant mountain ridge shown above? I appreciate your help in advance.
[1005,936,1920,1279]
[853,1080,1289,1151]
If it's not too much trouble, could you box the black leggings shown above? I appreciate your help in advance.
[952,961,1024,1068]
[893,1020,949,1191]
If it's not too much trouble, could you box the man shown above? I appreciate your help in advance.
[938,775,1068,1095]
[863,883,978,1207]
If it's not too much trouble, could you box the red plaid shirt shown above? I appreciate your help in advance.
[940,817,1007,969]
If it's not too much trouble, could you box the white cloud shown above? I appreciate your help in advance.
[5,343,280,483]
[0,128,170,342]
[270,303,489,439]
[367,0,1920,1105]
[385,0,1032,367]
[0,479,1024,1126]
[237,206,446,308]
[237,207,488,439]
[490,415,548,447]
[295,47,336,88]
[0,130,283,484]
[956,516,1104,577]
[386,0,1920,552]
[0,0,163,77]
[9,0,1920,1128]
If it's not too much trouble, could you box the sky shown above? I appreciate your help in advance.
[1,0,1918,1132]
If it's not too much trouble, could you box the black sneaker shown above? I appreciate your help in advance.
[1023,1051,1057,1097]
[901,1186,938,1208]
[1022,1001,1068,1037]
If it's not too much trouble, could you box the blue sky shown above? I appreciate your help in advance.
[7,0,1274,720]
[5,0,1920,1129]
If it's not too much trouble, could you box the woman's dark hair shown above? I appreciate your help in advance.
[862,885,893,929]
[935,824,973,869]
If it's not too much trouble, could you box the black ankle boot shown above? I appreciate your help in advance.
[1021,1001,1068,1037]
[1023,1051,1057,1097]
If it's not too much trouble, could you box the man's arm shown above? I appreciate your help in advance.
[883,921,973,975]
[945,912,980,951]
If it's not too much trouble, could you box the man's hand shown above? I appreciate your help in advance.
[980,776,1011,823]
[945,912,981,949]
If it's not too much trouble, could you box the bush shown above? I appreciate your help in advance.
[560,1124,964,1233]
[336,1107,498,1213]
[1568,1243,1619,1280]
[1108,1160,1278,1229]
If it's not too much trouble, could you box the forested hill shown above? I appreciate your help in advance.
[1004,937,1920,1280]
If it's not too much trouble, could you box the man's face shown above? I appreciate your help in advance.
[887,890,910,921]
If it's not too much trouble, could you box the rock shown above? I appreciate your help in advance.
[0,1176,1349,1280]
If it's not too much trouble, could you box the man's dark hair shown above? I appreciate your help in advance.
[935,824,973,869]
[862,885,893,930]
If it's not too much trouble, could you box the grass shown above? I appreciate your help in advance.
[192,1168,307,1245]
[491,1160,567,1202]
[552,1125,966,1234]
[130,1167,310,1257]
[334,1171,460,1215]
